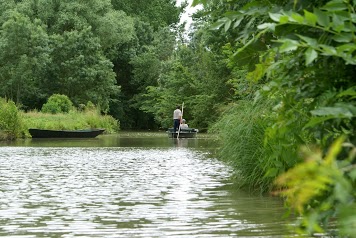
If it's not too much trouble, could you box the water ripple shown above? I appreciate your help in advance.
[0,147,293,237]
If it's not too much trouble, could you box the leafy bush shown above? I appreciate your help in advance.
[275,137,355,236]
[191,0,356,236]
[0,98,23,140]
[42,94,73,114]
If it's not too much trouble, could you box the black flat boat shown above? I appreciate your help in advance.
[29,128,105,138]
[166,128,198,138]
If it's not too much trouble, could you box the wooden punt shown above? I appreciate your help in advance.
[29,128,105,138]
[166,128,198,138]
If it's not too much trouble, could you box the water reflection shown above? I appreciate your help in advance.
[0,132,218,149]
[0,133,296,237]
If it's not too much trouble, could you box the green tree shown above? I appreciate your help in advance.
[45,27,118,112]
[0,0,134,112]
[108,1,183,128]
[140,37,232,130]
[0,11,50,108]
[111,0,182,30]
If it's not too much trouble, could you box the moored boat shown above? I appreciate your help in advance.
[29,128,105,138]
[166,128,198,138]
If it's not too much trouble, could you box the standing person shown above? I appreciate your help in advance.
[173,105,182,133]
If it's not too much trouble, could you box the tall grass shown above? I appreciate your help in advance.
[211,99,275,193]
[0,98,24,140]
[22,108,119,135]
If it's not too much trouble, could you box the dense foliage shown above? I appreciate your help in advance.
[190,0,356,236]
[0,0,182,128]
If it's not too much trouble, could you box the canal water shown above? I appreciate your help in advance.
[0,132,297,237]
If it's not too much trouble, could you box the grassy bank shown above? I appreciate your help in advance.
[22,109,120,136]
[0,98,120,140]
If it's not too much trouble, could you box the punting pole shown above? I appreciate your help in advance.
[177,102,184,139]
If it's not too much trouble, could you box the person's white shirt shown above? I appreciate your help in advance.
[181,123,188,129]
[173,108,182,119]
[180,119,188,129]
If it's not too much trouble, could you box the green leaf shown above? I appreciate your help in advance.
[280,15,290,24]
[224,11,240,18]
[290,12,304,23]
[233,15,244,28]
[332,33,354,43]
[297,35,318,47]
[304,10,317,26]
[305,48,318,65]
[343,22,356,32]
[334,11,350,22]
[319,44,337,55]
[351,13,356,23]
[246,64,265,82]
[338,87,356,98]
[265,168,279,178]
[279,39,299,52]
[269,12,283,22]
[332,13,346,32]
[257,23,276,31]
[210,20,225,30]
[349,169,356,181]
[314,8,330,27]
[304,116,335,128]
[191,0,207,7]
[224,19,232,32]
[337,43,356,53]
[321,0,348,11]
[311,106,354,118]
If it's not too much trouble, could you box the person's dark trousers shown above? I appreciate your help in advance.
[173,119,180,132]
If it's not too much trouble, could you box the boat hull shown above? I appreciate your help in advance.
[167,128,198,138]
[29,129,105,138]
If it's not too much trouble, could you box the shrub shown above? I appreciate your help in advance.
[0,98,23,140]
[42,94,73,114]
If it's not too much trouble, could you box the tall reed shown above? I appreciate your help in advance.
[212,99,275,193]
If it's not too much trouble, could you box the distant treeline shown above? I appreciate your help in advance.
[0,0,183,129]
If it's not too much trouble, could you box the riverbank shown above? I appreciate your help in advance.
[0,99,119,140]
